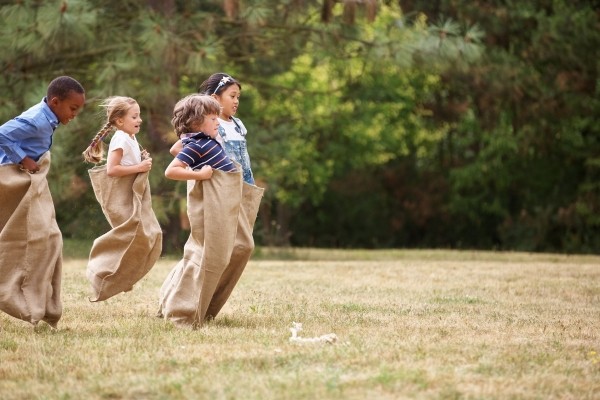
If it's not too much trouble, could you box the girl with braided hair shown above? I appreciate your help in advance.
[82,96,152,174]
[81,96,162,302]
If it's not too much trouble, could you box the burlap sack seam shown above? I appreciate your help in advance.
[21,174,35,323]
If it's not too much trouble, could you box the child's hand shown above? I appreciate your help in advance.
[139,158,152,172]
[141,149,150,160]
[197,165,213,180]
[20,156,39,174]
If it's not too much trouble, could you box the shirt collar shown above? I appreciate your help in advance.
[181,132,211,140]
[41,97,60,130]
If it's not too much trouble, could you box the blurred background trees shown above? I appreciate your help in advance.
[0,0,597,253]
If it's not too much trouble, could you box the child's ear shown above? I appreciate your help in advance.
[47,96,60,107]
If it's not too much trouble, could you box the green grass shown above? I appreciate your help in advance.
[1,248,599,399]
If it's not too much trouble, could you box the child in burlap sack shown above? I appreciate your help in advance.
[0,76,85,327]
[170,73,255,184]
[159,94,263,328]
[164,94,237,180]
[81,96,162,302]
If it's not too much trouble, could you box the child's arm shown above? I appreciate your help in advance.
[0,121,40,172]
[106,148,152,177]
[169,140,183,157]
[165,158,213,181]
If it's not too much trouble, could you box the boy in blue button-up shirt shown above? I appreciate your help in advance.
[0,76,85,173]
[0,76,85,328]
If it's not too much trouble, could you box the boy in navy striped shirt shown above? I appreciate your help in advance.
[165,95,237,181]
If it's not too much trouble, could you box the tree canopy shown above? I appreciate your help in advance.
[0,0,597,253]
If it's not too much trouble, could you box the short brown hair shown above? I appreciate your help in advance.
[171,94,221,137]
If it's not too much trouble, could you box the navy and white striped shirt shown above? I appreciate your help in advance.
[177,132,236,172]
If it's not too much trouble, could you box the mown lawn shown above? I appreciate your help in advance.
[1,246,599,399]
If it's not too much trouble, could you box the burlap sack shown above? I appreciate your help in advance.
[87,165,162,301]
[0,153,62,327]
[158,168,263,328]
[205,181,264,319]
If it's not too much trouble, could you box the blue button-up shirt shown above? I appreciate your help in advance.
[0,98,59,164]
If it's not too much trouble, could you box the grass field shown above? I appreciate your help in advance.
[1,246,599,399]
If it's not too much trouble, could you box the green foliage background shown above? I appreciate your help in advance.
[0,0,597,253]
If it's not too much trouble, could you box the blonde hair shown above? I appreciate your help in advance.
[82,96,138,163]
[171,94,221,137]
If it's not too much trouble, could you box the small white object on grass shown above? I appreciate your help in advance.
[289,322,337,344]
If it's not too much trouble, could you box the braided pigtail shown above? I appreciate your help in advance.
[82,122,113,163]
[82,96,138,164]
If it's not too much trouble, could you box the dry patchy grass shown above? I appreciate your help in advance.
[1,249,599,399]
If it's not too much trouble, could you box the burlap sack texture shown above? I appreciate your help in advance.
[0,153,62,327]
[158,167,263,329]
[87,165,162,301]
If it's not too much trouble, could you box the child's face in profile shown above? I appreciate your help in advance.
[116,103,142,136]
[194,113,220,139]
[215,84,240,120]
[48,91,85,125]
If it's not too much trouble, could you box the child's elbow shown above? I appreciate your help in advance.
[106,167,117,177]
